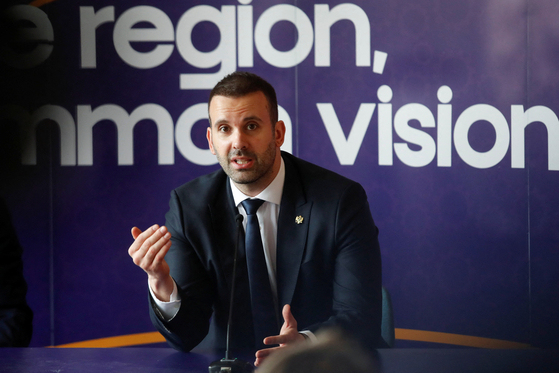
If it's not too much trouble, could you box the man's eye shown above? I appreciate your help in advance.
[247,123,257,130]
[218,126,229,132]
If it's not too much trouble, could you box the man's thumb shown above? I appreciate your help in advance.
[282,304,297,328]
[131,226,142,239]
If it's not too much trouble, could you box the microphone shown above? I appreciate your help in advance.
[209,214,254,373]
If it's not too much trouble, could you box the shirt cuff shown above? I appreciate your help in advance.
[299,330,318,343]
[149,280,181,321]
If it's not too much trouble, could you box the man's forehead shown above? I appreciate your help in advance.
[208,92,269,123]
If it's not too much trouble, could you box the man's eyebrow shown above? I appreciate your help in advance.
[211,115,265,128]
[242,115,264,123]
[212,118,228,127]
[213,116,263,125]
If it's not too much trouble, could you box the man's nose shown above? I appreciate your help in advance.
[232,130,248,150]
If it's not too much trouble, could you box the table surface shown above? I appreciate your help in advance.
[1,347,558,373]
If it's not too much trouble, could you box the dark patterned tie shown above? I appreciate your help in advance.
[241,199,279,348]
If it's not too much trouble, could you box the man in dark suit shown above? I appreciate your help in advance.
[129,72,383,365]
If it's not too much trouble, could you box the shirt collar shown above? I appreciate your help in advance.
[230,157,285,207]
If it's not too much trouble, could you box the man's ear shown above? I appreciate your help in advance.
[274,120,286,148]
[207,127,216,155]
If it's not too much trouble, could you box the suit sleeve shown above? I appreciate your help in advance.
[308,182,385,349]
[148,190,214,352]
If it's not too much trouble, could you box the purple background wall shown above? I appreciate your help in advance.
[1,0,558,348]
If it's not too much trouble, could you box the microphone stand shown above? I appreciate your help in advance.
[209,214,254,373]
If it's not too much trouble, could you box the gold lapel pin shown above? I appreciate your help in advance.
[295,216,304,224]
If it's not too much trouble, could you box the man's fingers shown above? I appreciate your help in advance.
[141,226,168,253]
[129,225,171,271]
[137,226,167,255]
[254,346,284,367]
[263,334,286,346]
[128,224,159,254]
[255,346,280,358]
[138,228,170,263]
[153,239,172,263]
[254,356,268,367]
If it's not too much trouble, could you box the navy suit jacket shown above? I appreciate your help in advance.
[149,152,384,353]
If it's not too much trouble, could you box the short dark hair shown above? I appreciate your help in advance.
[208,71,278,125]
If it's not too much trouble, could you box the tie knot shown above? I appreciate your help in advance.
[242,199,265,215]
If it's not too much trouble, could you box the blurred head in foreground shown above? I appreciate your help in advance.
[257,329,380,373]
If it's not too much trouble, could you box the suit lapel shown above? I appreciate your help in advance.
[276,156,312,308]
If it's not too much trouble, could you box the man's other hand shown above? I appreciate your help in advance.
[254,304,306,367]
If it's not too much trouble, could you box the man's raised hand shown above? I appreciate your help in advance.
[128,224,174,301]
